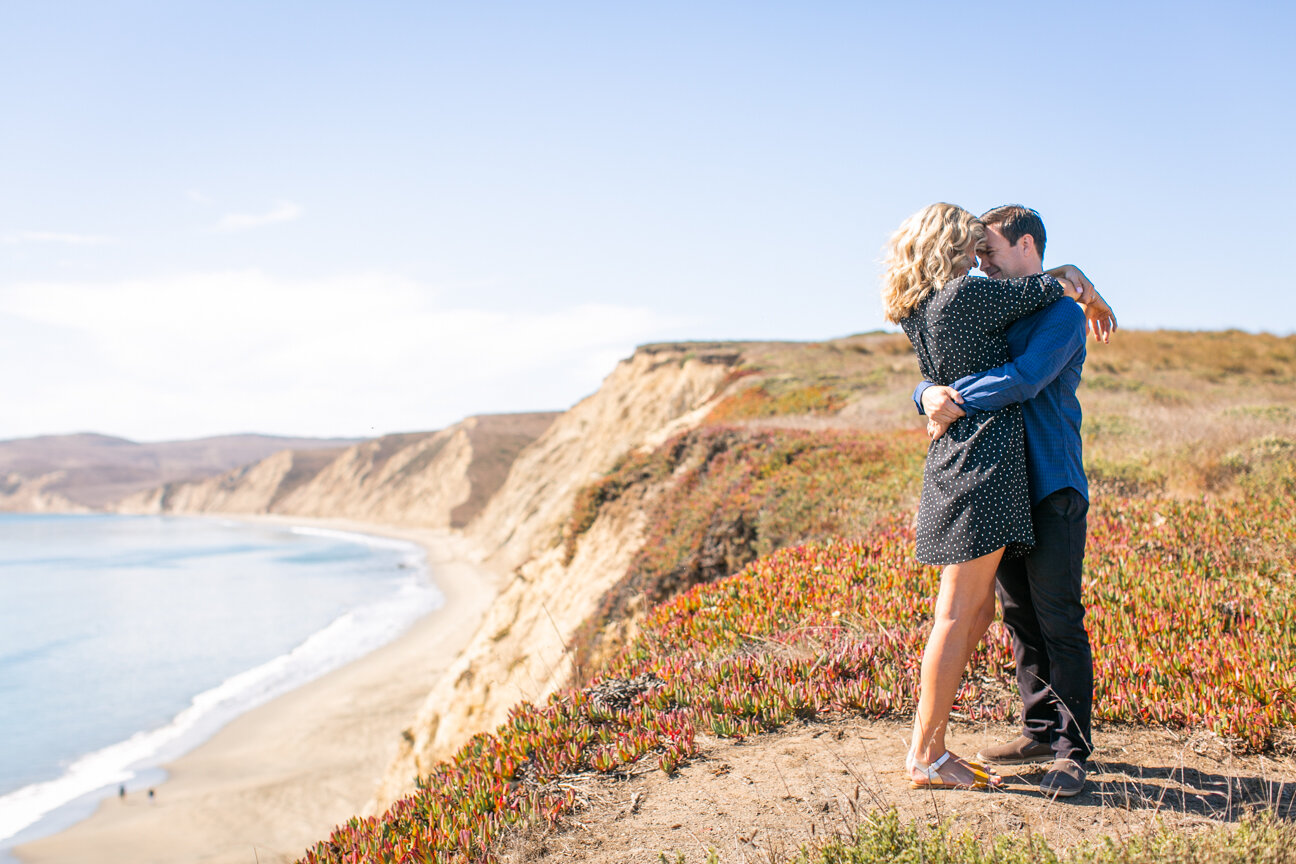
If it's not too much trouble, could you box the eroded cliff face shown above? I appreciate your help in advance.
[467,345,740,571]
[0,472,87,513]
[114,413,557,529]
[269,430,470,526]
[373,344,740,807]
[116,448,328,515]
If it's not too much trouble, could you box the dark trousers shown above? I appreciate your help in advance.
[995,487,1093,762]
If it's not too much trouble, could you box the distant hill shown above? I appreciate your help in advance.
[0,432,365,509]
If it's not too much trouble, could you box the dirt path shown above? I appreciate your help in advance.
[505,718,1296,863]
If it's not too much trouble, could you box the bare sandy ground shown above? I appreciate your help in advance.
[14,517,503,864]
[506,717,1296,863]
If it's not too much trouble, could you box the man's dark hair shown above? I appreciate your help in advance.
[980,204,1046,259]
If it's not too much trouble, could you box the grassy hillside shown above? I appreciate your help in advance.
[565,426,926,680]
[638,329,1296,497]
[300,330,1296,863]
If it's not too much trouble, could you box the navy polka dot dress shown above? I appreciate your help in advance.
[899,274,1066,565]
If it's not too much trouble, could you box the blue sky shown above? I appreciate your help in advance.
[1,1,1292,440]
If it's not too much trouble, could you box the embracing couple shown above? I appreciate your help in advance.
[881,204,1116,799]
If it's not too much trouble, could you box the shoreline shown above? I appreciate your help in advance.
[13,516,503,864]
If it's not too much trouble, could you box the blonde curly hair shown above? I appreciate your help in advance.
[881,203,984,323]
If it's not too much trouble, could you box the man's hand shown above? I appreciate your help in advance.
[1083,289,1117,343]
[921,385,966,424]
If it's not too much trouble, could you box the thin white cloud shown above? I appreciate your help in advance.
[214,200,302,232]
[0,270,686,440]
[185,189,213,205]
[2,231,112,246]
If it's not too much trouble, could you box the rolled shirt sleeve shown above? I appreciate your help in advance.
[913,380,933,415]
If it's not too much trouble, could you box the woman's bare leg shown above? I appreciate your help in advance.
[909,547,1005,785]
[964,590,997,668]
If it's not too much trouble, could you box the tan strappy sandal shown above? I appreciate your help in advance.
[907,750,997,790]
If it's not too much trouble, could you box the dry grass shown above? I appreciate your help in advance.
[675,329,1296,500]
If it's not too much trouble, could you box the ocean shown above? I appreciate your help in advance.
[0,513,442,857]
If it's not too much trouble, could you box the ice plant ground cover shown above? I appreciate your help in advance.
[567,426,927,676]
[301,475,1296,862]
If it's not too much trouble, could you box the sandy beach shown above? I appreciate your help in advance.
[14,517,502,864]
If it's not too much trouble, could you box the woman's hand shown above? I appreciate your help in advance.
[1046,265,1096,304]
[1084,290,1118,343]
[921,385,966,424]
[1046,264,1117,342]
[927,417,953,441]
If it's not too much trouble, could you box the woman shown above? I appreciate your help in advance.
[881,203,1081,790]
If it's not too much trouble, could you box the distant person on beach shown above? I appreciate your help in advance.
[880,202,1112,792]
[914,205,1115,798]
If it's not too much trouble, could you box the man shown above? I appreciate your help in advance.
[914,204,1115,798]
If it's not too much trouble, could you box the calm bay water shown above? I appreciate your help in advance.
[0,513,441,855]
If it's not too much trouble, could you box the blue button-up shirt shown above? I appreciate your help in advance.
[914,299,1088,504]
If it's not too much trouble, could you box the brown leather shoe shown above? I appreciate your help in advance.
[1039,758,1086,798]
[975,735,1054,765]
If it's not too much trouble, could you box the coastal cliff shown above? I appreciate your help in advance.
[81,341,748,810]
[80,341,748,811]
[373,344,740,805]
[0,472,87,513]
[113,413,558,529]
